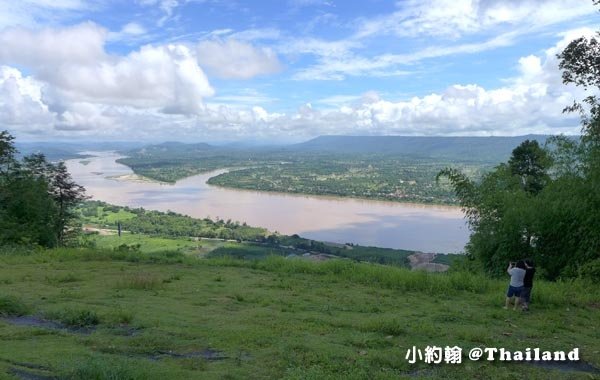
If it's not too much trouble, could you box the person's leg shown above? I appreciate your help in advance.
[521,288,531,310]
[513,296,520,310]
[504,286,513,309]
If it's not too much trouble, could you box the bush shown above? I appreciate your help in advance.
[579,258,600,283]
[0,296,29,316]
[46,308,100,327]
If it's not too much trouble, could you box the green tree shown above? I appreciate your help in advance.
[0,130,17,178]
[440,1,600,279]
[558,28,600,143]
[0,131,87,247]
[0,175,59,247]
[49,161,87,245]
[508,140,552,195]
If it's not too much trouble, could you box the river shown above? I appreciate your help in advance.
[67,152,469,253]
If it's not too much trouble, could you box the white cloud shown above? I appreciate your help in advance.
[283,30,595,137]
[0,66,54,129]
[357,0,597,39]
[0,0,93,29]
[0,22,595,141]
[0,23,214,117]
[197,39,282,79]
[121,22,146,36]
[194,29,592,139]
[0,22,107,67]
[137,0,181,26]
[213,88,278,106]
[288,18,520,80]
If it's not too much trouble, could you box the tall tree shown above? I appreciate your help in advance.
[508,140,552,195]
[23,153,53,181]
[0,130,17,178]
[49,161,87,245]
[558,31,600,143]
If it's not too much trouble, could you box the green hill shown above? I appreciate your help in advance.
[0,247,598,379]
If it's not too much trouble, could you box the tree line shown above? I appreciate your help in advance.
[439,15,600,280]
[0,132,86,247]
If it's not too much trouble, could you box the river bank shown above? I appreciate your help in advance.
[67,152,469,253]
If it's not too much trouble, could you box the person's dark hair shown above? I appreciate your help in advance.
[516,260,526,269]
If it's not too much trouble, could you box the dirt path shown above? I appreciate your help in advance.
[408,252,449,272]
[82,226,118,236]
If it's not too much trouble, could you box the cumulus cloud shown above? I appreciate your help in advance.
[189,29,591,139]
[282,29,595,137]
[196,39,282,79]
[0,66,54,129]
[0,22,594,141]
[0,22,214,121]
[0,22,107,67]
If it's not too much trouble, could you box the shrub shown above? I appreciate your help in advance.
[0,296,29,316]
[579,258,600,283]
[46,308,100,327]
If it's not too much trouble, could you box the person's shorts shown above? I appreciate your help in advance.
[507,285,523,297]
[520,287,532,302]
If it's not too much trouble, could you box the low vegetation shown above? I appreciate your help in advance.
[0,248,598,379]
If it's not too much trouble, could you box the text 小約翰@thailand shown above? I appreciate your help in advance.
[405,346,580,364]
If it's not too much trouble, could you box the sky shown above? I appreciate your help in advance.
[0,0,598,142]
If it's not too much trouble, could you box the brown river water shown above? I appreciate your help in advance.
[67,152,469,253]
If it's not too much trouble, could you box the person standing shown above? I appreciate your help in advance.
[520,260,536,311]
[504,260,526,310]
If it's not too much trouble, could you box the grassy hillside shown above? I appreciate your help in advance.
[0,248,598,379]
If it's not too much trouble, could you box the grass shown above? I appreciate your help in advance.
[84,232,225,255]
[0,296,29,317]
[0,247,598,379]
[116,272,164,290]
[44,308,100,328]
[84,206,137,225]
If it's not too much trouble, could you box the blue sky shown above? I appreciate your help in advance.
[0,0,598,142]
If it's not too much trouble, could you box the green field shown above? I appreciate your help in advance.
[76,201,419,267]
[0,248,598,379]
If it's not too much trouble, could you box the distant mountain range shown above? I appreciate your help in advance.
[288,135,557,162]
[22,135,575,164]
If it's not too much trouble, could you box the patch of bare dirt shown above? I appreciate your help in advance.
[408,252,449,272]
